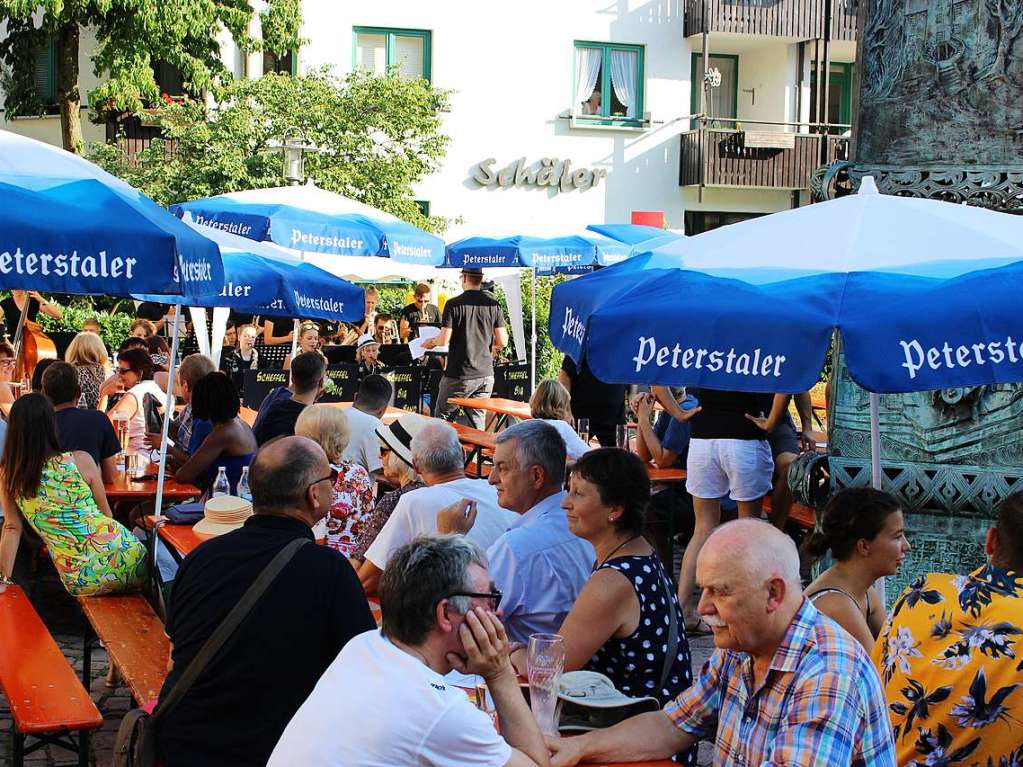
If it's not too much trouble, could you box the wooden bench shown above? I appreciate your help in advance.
[762,496,816,530]
[79,594,170,706]
[0,585,102,767]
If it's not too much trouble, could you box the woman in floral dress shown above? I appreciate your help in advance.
[294,404,374,558]
[0,393,146,596]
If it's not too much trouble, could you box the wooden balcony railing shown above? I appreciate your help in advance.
[679,127,850,189]
[104,115,175,167]
[683,0,857,41]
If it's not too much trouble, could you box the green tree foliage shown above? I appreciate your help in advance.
[89,68,452,233]
[0,0,301,151]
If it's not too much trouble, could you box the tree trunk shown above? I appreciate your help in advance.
[56,23,81,153]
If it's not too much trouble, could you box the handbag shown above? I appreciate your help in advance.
[113,537,310,767]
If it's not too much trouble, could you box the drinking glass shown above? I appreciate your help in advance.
[112,414,130,468]
[576,418,590,446]
[616,424,629,450]
[527,633,565,736]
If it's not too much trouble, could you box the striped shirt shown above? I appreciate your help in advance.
[664,599,895,766]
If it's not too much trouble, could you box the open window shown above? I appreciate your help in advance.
[573,42,645,126]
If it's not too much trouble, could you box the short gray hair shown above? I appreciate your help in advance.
[379,535,488,645]
[410,420,464,474]
[496,420,566,487]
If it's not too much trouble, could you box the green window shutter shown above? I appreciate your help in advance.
[32,36,56,105]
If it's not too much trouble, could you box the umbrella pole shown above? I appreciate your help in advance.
[153,304,182,521]
[530,269,536,394]
[869,392,881,490]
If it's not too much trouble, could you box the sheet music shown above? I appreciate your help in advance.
[409,325,443,360]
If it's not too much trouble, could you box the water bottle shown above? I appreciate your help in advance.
[212,466,230,497]
[237,466,252,502]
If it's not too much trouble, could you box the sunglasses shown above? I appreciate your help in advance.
[447,589,503,612]
[306,467,340,491]
[117,366,134,375]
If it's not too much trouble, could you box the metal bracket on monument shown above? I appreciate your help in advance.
[812,163,1023,211]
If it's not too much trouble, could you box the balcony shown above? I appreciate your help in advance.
[104,114,175,167]
[679,127,849,190]
[683,0,857,41]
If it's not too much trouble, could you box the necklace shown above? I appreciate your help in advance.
[594,535,640,572]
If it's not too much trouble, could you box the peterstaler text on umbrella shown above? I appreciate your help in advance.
[900,336,1023,380]
[0,247,136,279]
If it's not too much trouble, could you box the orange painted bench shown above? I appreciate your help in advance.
[763,496,816,530]
[79,594,170,706]
[0,585,102,767]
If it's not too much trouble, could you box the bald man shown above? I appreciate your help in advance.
[549,519,896,767]
[156,437,375,767]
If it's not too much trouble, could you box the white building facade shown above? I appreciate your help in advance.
[2,0,856,238]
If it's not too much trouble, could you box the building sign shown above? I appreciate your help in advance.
[472,158,608,193]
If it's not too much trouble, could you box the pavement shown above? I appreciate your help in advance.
[1,553,716,767]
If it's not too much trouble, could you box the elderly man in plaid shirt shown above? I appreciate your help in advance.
[549,519,895,766]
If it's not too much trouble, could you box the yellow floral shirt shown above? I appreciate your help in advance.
[872,565,1023,767]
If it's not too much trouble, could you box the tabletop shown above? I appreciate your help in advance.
[447,396,532,421]
[152,518,211,559]
[105,465,200,501]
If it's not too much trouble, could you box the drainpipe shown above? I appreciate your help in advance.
[699,0,709,203]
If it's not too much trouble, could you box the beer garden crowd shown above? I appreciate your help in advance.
[0,263,1021,767]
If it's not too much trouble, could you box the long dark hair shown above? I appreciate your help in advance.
[1,393,61,500]
[802,487,901,562]
[118,348,154,381]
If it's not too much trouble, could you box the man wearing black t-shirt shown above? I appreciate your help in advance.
[398,282,442,341]
[41,362,119,483]
[424,268,508,429]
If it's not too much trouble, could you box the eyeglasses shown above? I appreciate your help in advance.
[117,366,133,375]
[447,589,503,611]
[307,467,340,491]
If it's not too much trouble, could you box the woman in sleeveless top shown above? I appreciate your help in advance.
[107,347,164,452]
[65,331,110,409]
[512,448,696,766]
[173,372,256,497]
[0,394,146,596]
[803,486,910,651]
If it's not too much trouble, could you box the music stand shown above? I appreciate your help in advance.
[322,345,357,365]
[378,344,413,367]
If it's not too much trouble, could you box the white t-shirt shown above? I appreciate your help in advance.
[541,418,593,460]
[342,406,383,474]
[268,630,511,767]
[364,478,516,569]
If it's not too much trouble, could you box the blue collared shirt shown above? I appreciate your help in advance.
[487,491,595,645]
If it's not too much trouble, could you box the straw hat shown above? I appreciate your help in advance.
[554,671,659,732]
[194,495,253,536]
[376,413,431,469]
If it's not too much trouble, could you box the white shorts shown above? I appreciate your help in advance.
[686,438,773,502]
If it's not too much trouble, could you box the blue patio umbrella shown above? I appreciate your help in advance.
[444,233,632,275]
[550,177,1023,488]
[585,223,679,247]
[0,129,227,528]
[0,130,223,299]
[170,183,445,266]
[445,233,634,389]
[136,221,364,324]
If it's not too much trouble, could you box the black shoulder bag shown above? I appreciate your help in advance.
[114,538,310,767]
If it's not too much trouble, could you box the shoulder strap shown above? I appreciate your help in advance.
[807,586,868,618]
[153,537,310,721]
[657,565,680,694]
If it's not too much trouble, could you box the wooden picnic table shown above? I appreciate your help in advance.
[104,463,200,502]
[240,403,407,427]
[447,396,531,431]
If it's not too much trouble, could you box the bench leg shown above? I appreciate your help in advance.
[82,629,93,691]
[11,728,24,767]
[78,729,90,767]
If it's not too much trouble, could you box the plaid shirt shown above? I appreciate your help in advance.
[665,599,895,766]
